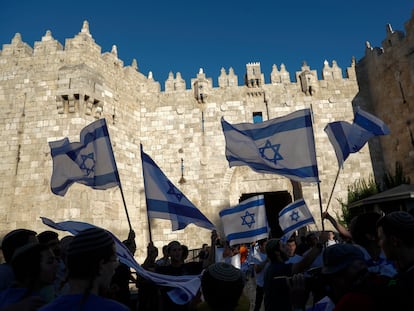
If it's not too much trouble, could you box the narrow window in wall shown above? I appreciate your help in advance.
[253,112,263,124]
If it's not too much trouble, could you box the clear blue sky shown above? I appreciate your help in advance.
[1,1,412,89]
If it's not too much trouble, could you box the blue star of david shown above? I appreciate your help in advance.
[258,140,283,164]
[79,153,95,175]
[241,210,255,228]
[167,181,183,201]
[290,210,300,222]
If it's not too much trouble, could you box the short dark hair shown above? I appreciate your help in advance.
[11,243,49,284]
[1,229,37,263]
[37,231,59,245]
[350,212,381,247]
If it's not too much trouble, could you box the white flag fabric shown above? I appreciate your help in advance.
[221,109,319,183]
[40,217,201,305]
[324,107,390,167]
[141,145,215,231]
[278,199,315,242]
[49,119,119,196]
[219,195,269,246]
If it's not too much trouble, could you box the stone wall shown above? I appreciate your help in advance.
[356,10,414,184]
[0,21,376,261]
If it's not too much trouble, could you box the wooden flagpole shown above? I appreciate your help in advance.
[104,119,134,233]
[118,183,133,232]
[309,103,325,232]
[317,182,325,232]
[324,167,341,214]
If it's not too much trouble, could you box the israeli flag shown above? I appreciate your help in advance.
[324,107,390,167]
[49,119,120,196]
[354,107,390,136]
[40,217,201,305]
[279,199,315,242]
[221,109,319,183]
[141,145,215,231]
[219,195,269,246]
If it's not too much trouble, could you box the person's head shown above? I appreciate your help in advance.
[257,238,268,253]
[306,233,319,247]
[59,235,74,263]
[327,231,335,240]
[162,245,169,258]
[167,241,183,265]
[11,243,58,290]
[1,229,38,263]
[37,230,61,258]
[322,243,367,300]
[285,238,297,257]
[201,262,244,311]
[182,244,189,262]
[265,238,286,262]
[67,228,117,291]
[349,212,381,247]
[376,211,414,268]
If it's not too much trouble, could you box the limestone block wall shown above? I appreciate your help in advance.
[357,10,414,183]
[0,21,376,262]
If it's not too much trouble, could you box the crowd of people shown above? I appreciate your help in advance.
[0,210,413,310]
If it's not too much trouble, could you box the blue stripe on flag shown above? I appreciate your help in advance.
[141,144,215,231]
[221,109,319,183]
[49,119,120,196]
[221,113,312,140]
[50,124,109,156]
[279,199,306,216]
[326,122,350,161]
[219,197,265,216]
[281,219,315,234]
[354,108,390,136]
[146,198,215,220]
[227,226,269,241]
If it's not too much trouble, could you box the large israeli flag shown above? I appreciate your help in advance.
[49,119,120,196]
[219,195,269,246]
[324,107,390,167]
[221,109,319,183]
[279,199,315,243]
[40,217,201,305]
[141,145,215,231]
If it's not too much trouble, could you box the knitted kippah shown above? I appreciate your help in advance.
[386,211,414,231]
[206,262,242,282]
[68,227,114,257]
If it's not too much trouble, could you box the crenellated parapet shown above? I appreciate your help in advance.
[165,71,186,92]
[218,67,238,88]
